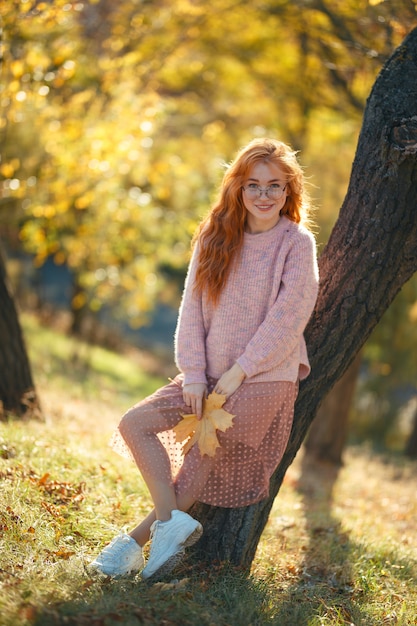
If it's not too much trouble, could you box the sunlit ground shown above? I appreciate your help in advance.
[1,315,416,625]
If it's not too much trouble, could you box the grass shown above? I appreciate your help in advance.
[20,312,168,401]
[1,313,417,625]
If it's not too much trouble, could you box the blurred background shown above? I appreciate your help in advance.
[1,0,417,456]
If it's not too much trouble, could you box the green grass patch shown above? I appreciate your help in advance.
[22,312,167,405]
[1,315,416,625]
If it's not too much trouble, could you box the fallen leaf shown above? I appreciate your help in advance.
[54,548,75,559]
[44,547,76,560]
[173,392,235,457]
[151,577,190,593]
[38,472,50,485]
[19,605,37,622]
[41,501,65,521]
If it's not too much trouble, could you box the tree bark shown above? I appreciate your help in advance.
[0,245,41,419]
[303,351,362,466]
[190,27,417,568]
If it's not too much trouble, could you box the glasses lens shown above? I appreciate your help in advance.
[267,188,280,198]
[244,185,284,198]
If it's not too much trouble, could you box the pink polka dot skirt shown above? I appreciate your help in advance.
[110,375,297,508]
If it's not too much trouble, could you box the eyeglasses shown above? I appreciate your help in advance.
[242,183,287,199]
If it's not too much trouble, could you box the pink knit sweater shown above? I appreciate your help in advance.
[174,216,319,386]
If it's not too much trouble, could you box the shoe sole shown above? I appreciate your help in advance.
[89,559,144,578]
[142,523,203,581]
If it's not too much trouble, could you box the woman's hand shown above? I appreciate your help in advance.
[214,363,246,398]
[183,383,208,420]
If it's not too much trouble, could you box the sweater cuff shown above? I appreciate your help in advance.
[182,371,208,386]
[236,355,257,379]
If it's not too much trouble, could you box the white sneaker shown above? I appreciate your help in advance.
[141,510,202,580]
[90,533,144,577]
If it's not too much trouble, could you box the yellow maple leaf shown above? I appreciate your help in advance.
[173,392,235,457]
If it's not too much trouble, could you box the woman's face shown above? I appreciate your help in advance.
[242,161,288,234]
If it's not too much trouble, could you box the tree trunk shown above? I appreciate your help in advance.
[405,405,417,459]
[190,27,417,568]
[303,351,362,466]
[0,245,42,419]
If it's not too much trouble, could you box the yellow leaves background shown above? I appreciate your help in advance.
[1,0,416,337]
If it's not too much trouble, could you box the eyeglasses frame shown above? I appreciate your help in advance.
[242,183,287,199]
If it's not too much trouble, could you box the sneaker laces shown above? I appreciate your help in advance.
[149,522,157,542]
[103,534,131,557]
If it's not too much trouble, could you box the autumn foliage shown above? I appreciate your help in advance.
[174,392,235,457]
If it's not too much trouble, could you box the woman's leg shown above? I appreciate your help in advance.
[91,383,201,577]
[129,491,196,546]
[118,389,192,526]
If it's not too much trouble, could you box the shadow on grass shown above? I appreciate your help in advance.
[269,454,417,625]
[31,561,277,626]
[29,455,417,626]
[28,463,362,626]
[269,456,362,625]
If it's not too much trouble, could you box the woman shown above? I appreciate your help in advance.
[90,137,319,580]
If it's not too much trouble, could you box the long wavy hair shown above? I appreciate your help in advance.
[192,138,312,305]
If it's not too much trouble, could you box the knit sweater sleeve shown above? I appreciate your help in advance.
[174,244,208,385]
[236,229,319,379]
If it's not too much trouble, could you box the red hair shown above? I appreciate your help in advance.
[192,138,312,305]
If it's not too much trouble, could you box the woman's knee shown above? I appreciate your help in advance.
[119,406,144,440]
